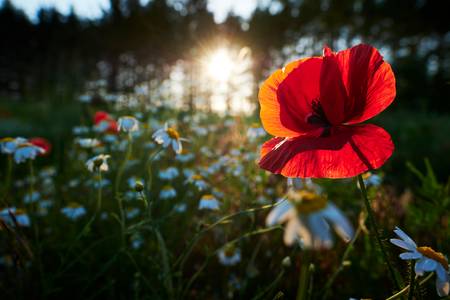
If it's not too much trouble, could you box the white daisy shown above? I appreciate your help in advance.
[76,138,101,148]
[118,116,139,132]
[152,123,186,154]
[0,137,27,154]
[126,207,140,219]
[390,226,449,297]
[185,174,209,191]
[174,203,187,213]
[176,151,195,163]
[159,185,177,200]
[61,203,86,220]
[0,207,30,227]
[86,154,110,172]
[266,178,354,250]
[218,245,241,266]
[198,194,220,210]
[24,191,41,203]
[13,143,45,163]
[158,167,179,180]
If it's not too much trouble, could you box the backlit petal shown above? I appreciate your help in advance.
[333,44,396,124]
[259,58,321,137]
[259,124,394,178]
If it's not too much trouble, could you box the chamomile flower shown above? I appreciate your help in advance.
[13,143,45,163]
[0,207,30,227]
[176,150,194,163]
[118,116,139,132]
[363,172,382,187]
[158,167,179,180]
[24,191,41,203]
[126,207,140,219]
[159,185,177,200]
[152,123,186,154]
[86,154,110,172]
[218,245,241,266]
[0,137,27,154]
[61,203,86,220]
[174,203,187,213]
[266,178,354,249]
[390,227,449,297]
[76,138,101,148]
[198,194,220,210]
[185,174,209,191]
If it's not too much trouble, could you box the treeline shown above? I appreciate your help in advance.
[0,0,449,111]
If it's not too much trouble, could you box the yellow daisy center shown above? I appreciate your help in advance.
[202,194,215,201]
[67,202,81,208]
[417,246,449,271]
[166,128,179,139]
[15,209,26,215]
[224,245,236,257]
[288,190,328,214]
[192,174,202,180]
[0,137,14,142]
[362,172,373,180]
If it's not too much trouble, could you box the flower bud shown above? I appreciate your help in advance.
[282,256,291,268]
[94,158,103,169]
[134,181,144,192]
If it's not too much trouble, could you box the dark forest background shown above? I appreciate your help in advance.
[1,0,449,111]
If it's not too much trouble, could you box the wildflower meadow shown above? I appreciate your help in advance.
[1,1,450,299]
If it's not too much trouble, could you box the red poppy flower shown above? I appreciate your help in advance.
[94,111,111,125]
[258,44,396,178]
[29,137,51,155]
[93,111,118,134]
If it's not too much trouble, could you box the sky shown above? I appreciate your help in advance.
[3,0,259,23]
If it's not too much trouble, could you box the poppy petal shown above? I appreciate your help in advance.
[319,47,348,125]
[259,58,322,137]
[334,44,396,124]
[259,124,394,178]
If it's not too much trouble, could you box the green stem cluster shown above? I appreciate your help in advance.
[357,175,401,290]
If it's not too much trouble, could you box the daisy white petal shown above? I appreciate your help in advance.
[399,252,423,260]
[393,226,417,249]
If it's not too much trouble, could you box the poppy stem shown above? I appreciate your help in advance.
[357,175,401,291]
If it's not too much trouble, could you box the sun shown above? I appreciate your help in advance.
[205,48,234,82]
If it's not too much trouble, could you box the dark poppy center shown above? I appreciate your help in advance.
[306,99,331,137]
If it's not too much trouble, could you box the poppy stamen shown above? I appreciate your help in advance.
[306,99,331,136]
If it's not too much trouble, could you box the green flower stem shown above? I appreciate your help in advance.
[296,251,311,300]
[145,147,162,219]
[115,134,133,248]
[321,225,363,300]
[175,200,285,270]
[96,169,102,213]
[28,160,35,209]
[357,175,401,291]
[386,272,433,300]
[407,262,416,300]
[2,154,13,206]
